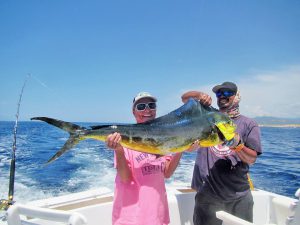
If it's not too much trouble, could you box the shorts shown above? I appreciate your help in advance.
[193,191,254,225]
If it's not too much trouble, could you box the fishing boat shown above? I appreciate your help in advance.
[2,183,299,225]
[1,79,299,224]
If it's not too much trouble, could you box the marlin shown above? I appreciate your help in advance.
[31,98,236,164]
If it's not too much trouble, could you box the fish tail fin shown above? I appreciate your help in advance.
[31,117,85,133]
[31,117,86,164]
[46,135,80,164]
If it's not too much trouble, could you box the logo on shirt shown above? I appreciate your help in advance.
[135,153,149,163]
[134,153,166,176]
[141,163,165,175]
[210,144,234,157]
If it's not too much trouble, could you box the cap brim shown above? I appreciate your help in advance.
[212,85,224,93]
[212,85,236,93]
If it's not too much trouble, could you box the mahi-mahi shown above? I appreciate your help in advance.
[31,98,236,163]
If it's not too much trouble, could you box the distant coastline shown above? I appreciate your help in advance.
[253,117,300,128]
[258,124,300,128]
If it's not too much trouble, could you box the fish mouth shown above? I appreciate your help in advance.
[215,125,226,142]
[214,120,236,142]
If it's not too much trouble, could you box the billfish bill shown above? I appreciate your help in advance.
[31,98,236,164]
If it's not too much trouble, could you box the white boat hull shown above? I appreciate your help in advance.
[3,185,299,225]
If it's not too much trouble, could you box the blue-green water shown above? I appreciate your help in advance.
[0,122,299,204]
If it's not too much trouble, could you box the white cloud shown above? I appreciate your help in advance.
[165,65,300,119]
[239,65,300,118]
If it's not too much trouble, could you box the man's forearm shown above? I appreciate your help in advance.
[234,145,257,165]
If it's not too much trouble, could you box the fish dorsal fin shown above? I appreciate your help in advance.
[146,98,206,126]
[90,123,132,130]
[90,125,111,130]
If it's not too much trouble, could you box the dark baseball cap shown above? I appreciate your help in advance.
[212,82,237,94]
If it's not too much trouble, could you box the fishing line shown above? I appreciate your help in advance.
[31,74,69,107]
[31,74,55,93]
[0,75,30,212]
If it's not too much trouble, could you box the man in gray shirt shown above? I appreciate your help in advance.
[181,81,262,225]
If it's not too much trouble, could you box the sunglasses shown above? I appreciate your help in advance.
[135,102,157,111]
[216,90,235,98]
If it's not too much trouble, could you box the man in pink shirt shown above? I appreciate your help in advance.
[106,92,182,225]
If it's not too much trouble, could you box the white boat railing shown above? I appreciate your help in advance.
[288,188,300,225]
[3,186,299,225]
[216,188,300,225]
[6,203,87,225]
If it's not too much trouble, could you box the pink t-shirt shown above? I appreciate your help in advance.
[112,148,172,225]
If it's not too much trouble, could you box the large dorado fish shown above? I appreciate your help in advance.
[31,98,236,164]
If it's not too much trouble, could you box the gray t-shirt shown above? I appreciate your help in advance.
[191,115,262,201]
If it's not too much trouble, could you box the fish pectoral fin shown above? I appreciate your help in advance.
[46,135,80,164]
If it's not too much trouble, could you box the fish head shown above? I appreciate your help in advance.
[209,111,236,142]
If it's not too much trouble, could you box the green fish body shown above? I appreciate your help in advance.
[31,98,236,163]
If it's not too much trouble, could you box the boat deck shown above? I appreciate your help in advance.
[3,185,300,225]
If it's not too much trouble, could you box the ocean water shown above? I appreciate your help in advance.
[0,121,299,206]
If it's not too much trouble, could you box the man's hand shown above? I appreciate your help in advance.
[223,133,243,151]
[181,91,212,106]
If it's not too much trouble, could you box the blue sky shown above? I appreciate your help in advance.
[1,1,299,122]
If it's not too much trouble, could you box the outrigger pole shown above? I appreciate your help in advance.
[0,75,30,211]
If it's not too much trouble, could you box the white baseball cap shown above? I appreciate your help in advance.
[133,92,157,104]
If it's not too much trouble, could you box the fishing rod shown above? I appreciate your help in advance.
[0,75,30,211]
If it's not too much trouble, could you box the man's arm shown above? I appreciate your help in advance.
[181,91,212,105]
[233,145,258,165]
[227,133,258,165]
